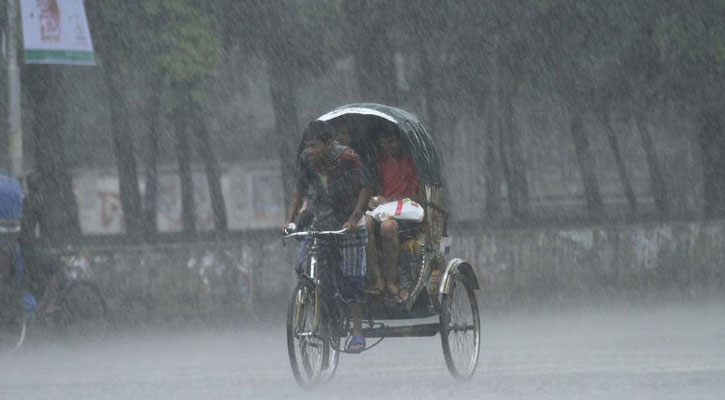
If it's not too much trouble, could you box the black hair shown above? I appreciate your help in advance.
[302,120,333,143]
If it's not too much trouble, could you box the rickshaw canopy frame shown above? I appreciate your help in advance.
[317,103,443,187]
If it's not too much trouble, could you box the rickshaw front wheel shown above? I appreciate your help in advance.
[286,281,340,388]
[439,272,481,380]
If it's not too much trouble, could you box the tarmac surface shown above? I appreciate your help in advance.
[1,299,724,400]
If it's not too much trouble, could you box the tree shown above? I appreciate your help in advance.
[86,1,145,239]
[233,0,342,204]
[653,0,725,217]
[141,0,223,235]
[595,107,638,214]
[447,0,531,221]
[618,1,670,217]
[342,1,398,104]
[698,108,725,217]
[533,1,608,220]
[23,66,82,245]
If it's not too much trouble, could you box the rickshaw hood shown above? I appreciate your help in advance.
[318,103,443,187]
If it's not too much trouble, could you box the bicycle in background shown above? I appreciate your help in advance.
[0,248,109,353]
[29,248,109,346]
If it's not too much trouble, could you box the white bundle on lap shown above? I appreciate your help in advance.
[366,198,424,222]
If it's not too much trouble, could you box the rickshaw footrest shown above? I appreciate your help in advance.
[362,323,439,338]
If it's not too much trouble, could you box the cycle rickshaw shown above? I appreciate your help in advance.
[284,103,480,387]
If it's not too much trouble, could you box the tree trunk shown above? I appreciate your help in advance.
[24,66,81,245]
[484,105,502,220]
[173,95,196,235]
[192,102,228,234]
[596,109,637,213]
[633,114,669,218]
[86,1,143,240]
[417,38,438,140]
[570,110,603,220]
[260,1,301,206]
[697,108,725,217]
[142,74,162,240]
[343,2,398,104]
[482,57,502,221]
[266,55,300,207]
[103,59,143,240]
[499,88,530,220]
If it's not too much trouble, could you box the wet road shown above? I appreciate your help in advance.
[1,300,724,400]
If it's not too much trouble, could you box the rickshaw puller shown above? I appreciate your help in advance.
[281,120,372,353]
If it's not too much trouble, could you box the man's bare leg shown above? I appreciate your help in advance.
[350,302,363,337]
[364,216,384,295]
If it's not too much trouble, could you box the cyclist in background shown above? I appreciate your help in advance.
[19,172,61,314]
[0,171,35,318]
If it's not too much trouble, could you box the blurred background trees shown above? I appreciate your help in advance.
[1,0,723,242]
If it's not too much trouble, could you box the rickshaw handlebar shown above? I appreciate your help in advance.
[283,228,348,239]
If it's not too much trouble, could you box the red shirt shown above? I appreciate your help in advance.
[376,153,419,197]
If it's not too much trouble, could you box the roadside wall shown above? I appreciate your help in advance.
[455,220,725,310]
[78,220,725,325]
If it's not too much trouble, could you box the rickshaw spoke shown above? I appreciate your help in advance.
[440,273,481,380]
[288,283,326,384]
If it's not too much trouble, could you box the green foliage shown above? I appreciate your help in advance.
[86,0,725,124]
[89,0,221,109]
[140,0,221,106]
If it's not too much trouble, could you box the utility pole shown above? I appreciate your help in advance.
[7,0,22,177]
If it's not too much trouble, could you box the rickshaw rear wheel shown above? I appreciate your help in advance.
[286,281,340,388]
[439,272,480,380]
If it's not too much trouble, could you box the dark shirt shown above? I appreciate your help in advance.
[296,144,370,230]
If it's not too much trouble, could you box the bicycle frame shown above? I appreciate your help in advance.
[284,228,347,284]
[284,228,349,385]
[284,227,348,323]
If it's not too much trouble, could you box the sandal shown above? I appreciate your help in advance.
[345,335,366,353]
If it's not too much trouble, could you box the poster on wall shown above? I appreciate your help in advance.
[71,165,284,234]
[20,0,95,65]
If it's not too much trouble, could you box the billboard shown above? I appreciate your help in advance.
[20,0,95,65]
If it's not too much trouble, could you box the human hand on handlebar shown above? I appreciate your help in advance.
[280,222,296,235]
[342,219,357,232]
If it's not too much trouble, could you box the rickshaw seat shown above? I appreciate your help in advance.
[399,238,416,253]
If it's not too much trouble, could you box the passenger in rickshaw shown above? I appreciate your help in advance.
[364,122,420,304]
[330,119,352,147]
[281,120,372,353]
